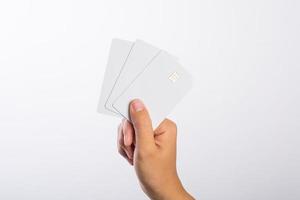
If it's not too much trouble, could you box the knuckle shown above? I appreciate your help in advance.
[169,120,177,130]
[165,119,177,131]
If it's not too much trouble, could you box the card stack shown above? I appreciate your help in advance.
[97,39,193,128]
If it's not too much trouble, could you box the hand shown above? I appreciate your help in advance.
[117,99,194,200]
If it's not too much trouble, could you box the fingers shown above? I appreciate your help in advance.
[122,119,134,159]
[117,121,134,165]
[118,147,133,165]
[122,119,134,147]
[129,99,155,149]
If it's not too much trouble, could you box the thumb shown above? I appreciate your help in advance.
[129,99,155,148]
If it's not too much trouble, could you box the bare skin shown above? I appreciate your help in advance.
[117,99,194,200]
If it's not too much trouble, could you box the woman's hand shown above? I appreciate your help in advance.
[117,99,194,200]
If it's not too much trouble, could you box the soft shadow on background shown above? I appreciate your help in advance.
[0,0,299,199]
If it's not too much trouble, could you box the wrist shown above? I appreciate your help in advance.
[159,176,194,200]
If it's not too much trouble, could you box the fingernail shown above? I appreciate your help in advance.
[131,99,145,112]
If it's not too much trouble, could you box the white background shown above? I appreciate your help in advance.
[0,0,299,199]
